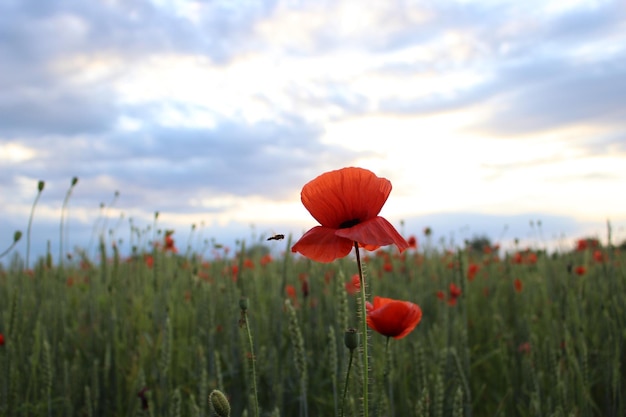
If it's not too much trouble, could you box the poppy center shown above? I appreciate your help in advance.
[339,218,360,229]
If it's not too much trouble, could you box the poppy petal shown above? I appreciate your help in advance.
[291,226,354,263]
[301,167,392,228]
[372,296,395,309]
[335,217,409,252]
[366,300,422,339]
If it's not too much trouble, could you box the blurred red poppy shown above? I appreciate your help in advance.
[593,250,605,263]
[467,263,480,281]
[345,274,361,295]
[448,283,462,306]
[164,231,178,253]
[285,284,297,300]
[366,296,422,339]
[407,235,418,249]
[514,278,523,292]
[291,167,409,263]
[0,333,4,346]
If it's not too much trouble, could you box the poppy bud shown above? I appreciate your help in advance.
[209,389,231,417]
[344,328,359,351]
[37,180,45,192]
[239,297,248,311]
[71,176,78,186]
[13,231,22,242]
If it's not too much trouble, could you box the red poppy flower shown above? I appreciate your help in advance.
[285,284,297,300]
[593,250,605,263]
[365,296,422,339]
[163,231,178,253]
[514,278,523,292]
[407,235,418,249]
[0,333,4,346]
[467,263,479,281]
[291,167,409,263]
[260,254,273,266]
[345,274,361,295]
[575,265,586,276]
[447,283,462,306]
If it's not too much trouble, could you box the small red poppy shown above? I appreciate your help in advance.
[291,167,409,263]
[467,263,479,281]
[0,333,5,346]
[447,283,462,306]
[345,274,361,295]
[285,284,297,300]
[514,278,523,292]
[366,296,422,339]
[593,250,605,263]
[163,231,178,253]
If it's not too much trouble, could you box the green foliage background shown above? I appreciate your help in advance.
[0,235,624,417]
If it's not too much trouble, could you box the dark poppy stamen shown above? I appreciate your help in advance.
[339,218,360,229]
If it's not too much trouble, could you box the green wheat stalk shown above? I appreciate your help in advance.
[25,180,45,270]
[285,298,308,417]
[240,297,260,417]
[59,176,78,266]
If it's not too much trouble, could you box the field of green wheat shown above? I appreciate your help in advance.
[1,176,625,417]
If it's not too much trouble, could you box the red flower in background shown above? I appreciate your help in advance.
[291,167,409,263]
[366,296,422,339]
[593,250,605,263]
[448,283,462,306]
[285,285,297,301]
[467,263,480,281]
[0,333,5,346]
[260,254,273,266]
[345,274,361,295]
[576,239,588,251]
[407,235,418,249]
[575,266,586,276]
[163,231,178,253]
[514,278,523,292]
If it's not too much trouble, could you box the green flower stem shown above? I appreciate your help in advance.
[384,337,394,416]
[341,346,355,417]
[354,242,369,417]
[26,181,44,270]
[240,301,259,417]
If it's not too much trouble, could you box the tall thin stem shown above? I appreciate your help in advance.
[26,180,44,270]
[354,242,369,417]
[59,177,78,266]
[341,346,356,417]
[240,298,259,417]
[384,336,394,416]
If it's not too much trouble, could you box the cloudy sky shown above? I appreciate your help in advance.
[1,0,625,262]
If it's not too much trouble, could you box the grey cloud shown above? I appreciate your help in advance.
[480,60,626,136]
[1,116,367,210]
